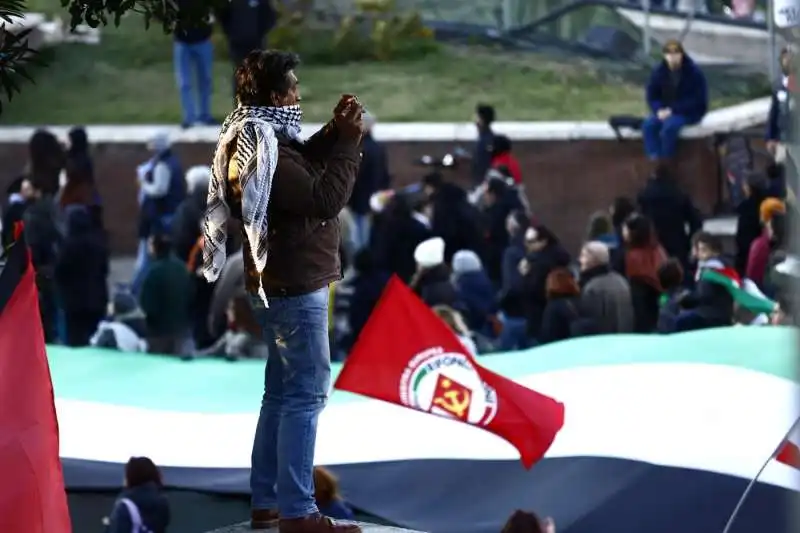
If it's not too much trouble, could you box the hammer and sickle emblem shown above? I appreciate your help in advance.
[433,380,471,418]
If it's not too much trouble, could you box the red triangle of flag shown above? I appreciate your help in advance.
[776,440,800,470]
[335,276,565,469]
[0,233,71,532]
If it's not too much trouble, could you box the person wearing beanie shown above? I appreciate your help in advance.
[643,39,708,162]
[410,237,459,308]
[451,249,497,333]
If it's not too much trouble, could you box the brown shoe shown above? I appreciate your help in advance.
[251,508,279,529]
[279,513,361,533]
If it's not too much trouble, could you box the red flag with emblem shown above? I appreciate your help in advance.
[335,276,565,469]
[0,226,71,533]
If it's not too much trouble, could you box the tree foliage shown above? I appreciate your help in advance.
[0,0,224,113]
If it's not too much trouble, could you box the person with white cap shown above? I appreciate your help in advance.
[410,236,460,308]
[131,131,186,294]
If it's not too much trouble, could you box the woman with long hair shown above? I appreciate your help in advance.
[622,214,667,332]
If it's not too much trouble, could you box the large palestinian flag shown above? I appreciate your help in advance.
[51,327,799,533]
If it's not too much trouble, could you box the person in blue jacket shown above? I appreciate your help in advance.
[643,39,708,161]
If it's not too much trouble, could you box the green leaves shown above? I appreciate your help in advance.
[0,0,229,114]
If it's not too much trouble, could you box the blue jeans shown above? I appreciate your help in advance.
[498,314,530,351]
[352,214,371,251]
[174,39,213,124]
[642,113,689,159]
[249,288,331,519]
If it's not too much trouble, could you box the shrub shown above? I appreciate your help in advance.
[213,0,438,65]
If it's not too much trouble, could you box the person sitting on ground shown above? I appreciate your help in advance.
[578,241,634,334]
[500,509,556,533]
[643,39,708,162]
[105,457,170,533]
[312,467,356,521]
[90,290,148,352]
[188,292,267,361]
[433,304,479,355]
[139,233,194,355]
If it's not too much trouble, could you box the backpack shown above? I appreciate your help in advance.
[118,498,153,533]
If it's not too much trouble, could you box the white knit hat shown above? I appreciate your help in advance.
[452,249,482,274]
[185,165,212,193]
[414,237,445,268]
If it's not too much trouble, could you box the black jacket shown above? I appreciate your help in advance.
[638,176,702,267]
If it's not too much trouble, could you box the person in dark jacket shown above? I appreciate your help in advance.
[677,231,735,330]
[422,172,484,264]
[106,457,170,533]
[482,177,524,284]
[348,113,390,249]
[27,129,65,197]
[655,258,689,333]
[346,249,390,350]
[66,126,94,182]
[451,249,497,333]
[173,0,215,128]
[216,0,277,97]
[139,233,194,354]
[609,196,636,272]
[22,177,62,343]
[766,47,793,160]
[208,53,364,532]
[642,40,708,161]
[171,165,211,262]
[539,267,582,345]
[497,210,530,350]
[410,237,460,308]
[369,193,431,282]
[637,163,702,272]
[519,225,571,340]
[735,171,769,276]
[472,103,495,185]
[54,207,109,346]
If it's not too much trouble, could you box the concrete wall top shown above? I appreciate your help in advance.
[0,97,770,144]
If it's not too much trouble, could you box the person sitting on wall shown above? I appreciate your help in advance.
[643,39,708,162]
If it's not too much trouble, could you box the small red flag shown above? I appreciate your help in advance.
[775,440,800,470]
[335,276,565,469]
[0,232,71,532]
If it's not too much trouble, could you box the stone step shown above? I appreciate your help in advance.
[204,522,425,533]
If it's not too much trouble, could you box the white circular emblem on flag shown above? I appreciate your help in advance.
[399,348,498,426]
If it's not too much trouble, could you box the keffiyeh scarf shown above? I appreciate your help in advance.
[202,105,303,305]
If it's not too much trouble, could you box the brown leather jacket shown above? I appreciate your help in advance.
[228,123,361,297]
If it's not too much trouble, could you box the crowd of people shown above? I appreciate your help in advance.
[2,111,795,362]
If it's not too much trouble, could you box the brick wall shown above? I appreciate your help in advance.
[0,137,719,256]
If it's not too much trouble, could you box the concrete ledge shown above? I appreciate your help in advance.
[204,522,424,532]
[0,98,769,144]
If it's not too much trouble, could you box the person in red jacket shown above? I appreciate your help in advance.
[490,134,522,184]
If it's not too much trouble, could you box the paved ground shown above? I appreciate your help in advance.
[204,522,424,533]
[109,256,136,287]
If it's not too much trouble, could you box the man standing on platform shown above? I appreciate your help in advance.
[202,50,363,533]
[642,40,708,163]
